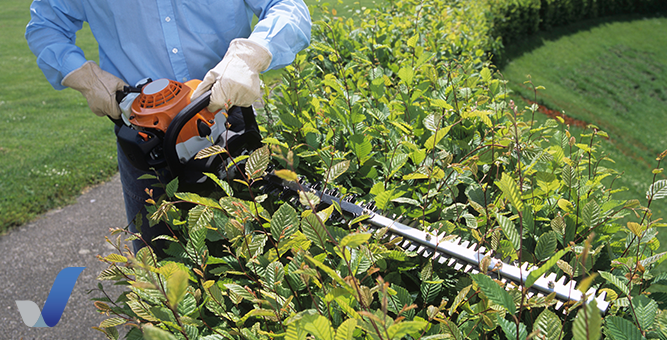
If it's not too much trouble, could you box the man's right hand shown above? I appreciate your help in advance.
[61,61,127,119]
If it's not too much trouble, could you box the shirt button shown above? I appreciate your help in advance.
[172,48,178,54]
[165,16,171,22]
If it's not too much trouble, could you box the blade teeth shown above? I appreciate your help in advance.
[437,255,449,264]
[454,262,464,270]
[546,273,558,281]
[448,258,457,266]
[555,301,564,310]
[416,245,427,255]
[407,243,418,252]
[459,240,470,248]
[463,265,473,273]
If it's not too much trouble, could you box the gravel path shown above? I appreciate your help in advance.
[0,174,132,339]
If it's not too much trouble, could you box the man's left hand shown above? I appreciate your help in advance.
[191,39,272,111]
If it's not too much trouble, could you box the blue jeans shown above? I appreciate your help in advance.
[117,143,172,256]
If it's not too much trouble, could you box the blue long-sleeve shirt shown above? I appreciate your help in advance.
[25,0,311,90]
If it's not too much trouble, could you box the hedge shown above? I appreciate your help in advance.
[490,0,667,45]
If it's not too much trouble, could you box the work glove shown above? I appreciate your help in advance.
[191,38,272,112]
[61,61,127,119]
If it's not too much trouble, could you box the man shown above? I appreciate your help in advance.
[25,1,311,254]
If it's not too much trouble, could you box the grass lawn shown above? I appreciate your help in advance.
[0,1,117,232]
[500,15,667,238]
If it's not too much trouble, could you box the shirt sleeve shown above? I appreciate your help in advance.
[245,0,312,71]
[25,0,88,90]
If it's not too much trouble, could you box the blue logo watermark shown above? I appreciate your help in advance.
[15,267,85,327]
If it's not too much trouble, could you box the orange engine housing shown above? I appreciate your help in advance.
[129,78,220,143]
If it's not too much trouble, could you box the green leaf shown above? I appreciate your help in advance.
[424,126,451,151]
[299,190,321,207]
[374,189,394,210]
[166,268,189,309]
[137,174,157,180]
[583,200,600,228]
[188,205,213,231]
[270,203,299,242]
[266,261,285,287]
[480,67,492,83]
[633,295,658,331]
[414,51,435,70]
[275,169,299,182]
[286,323,307,340]
[301,213,329,250]
[424,114,443,132]
[143,325,178,340]
[496,172,524,211]
[647,179,667,200]
[439,319,464,340]
[498,317,527,340]
[302,311,334,340]
[387,284,413,316]
[407,34,418,48]
[224,283,256,302]
[340,233,371,248]
[526,247,569,288]
[175,192,221,209]
[335,319,357,340]
[420,280,442,304]
[599,271,630,296]
[387,320,428,340]
[326,160,350,182]
[391,197,420,206]
[305,255,350,289]
[572,300,602,340]
[562,164,576,188]
[245,145,270,179]
[165,178,178,198]
[99,317,126,328]
[471,273,515,315]
[605,315,646,340]
[203,172,234,196]
[349,134,373,165]
[496,213,521,251]
[195,144,227,160]
[398,67,414,85]
[535,231,558,261]
[534,309,562,340]
[448,285,472,316]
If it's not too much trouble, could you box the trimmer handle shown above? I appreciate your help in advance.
[162,90,212,177]
[110,82,149,126]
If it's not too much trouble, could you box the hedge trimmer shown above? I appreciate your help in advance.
[113,78,261,184]
[263,172,611,314]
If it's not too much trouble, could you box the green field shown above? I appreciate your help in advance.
[501,15,667,226]
[0,2,117,231]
